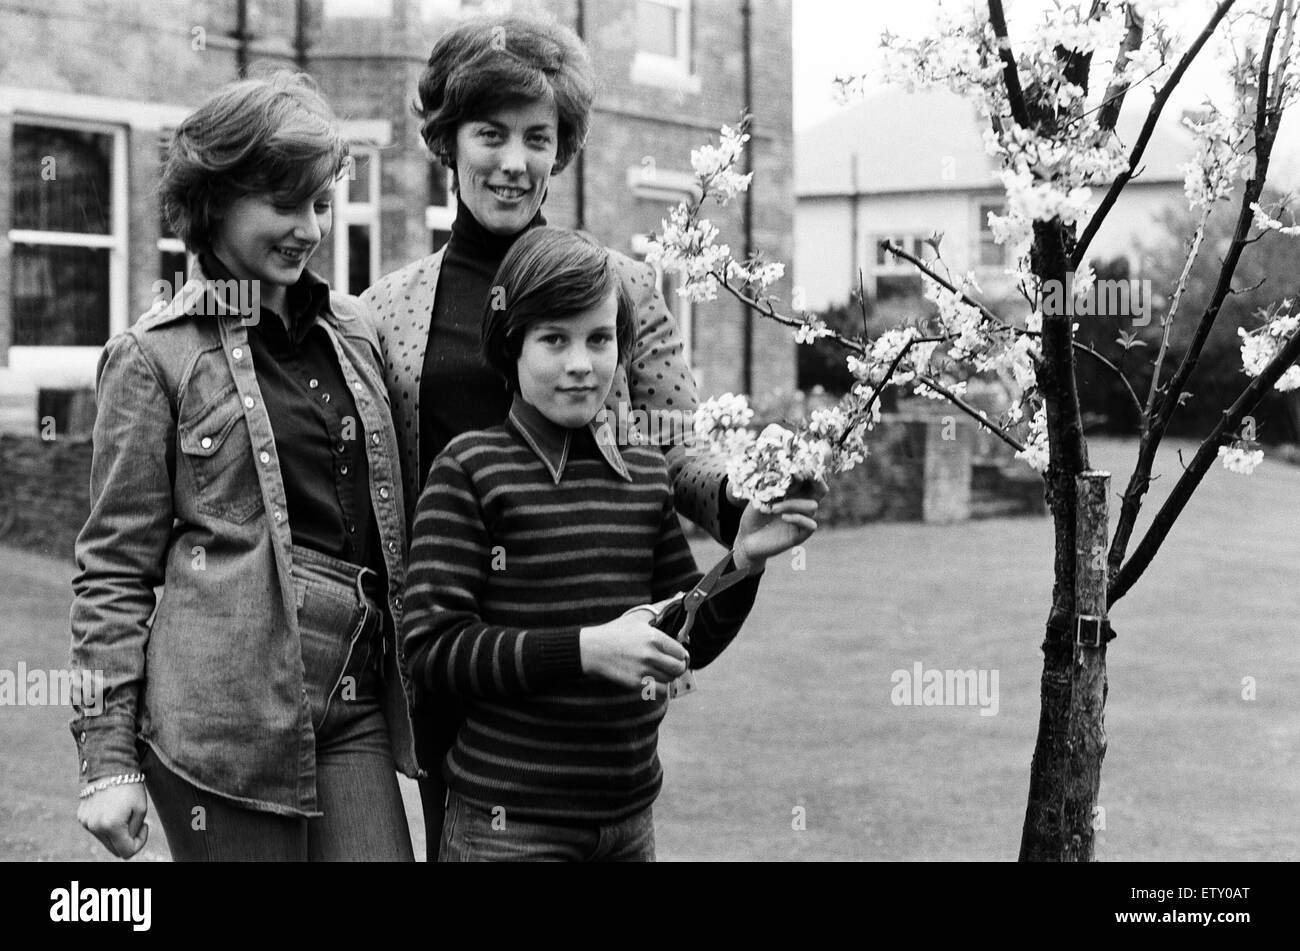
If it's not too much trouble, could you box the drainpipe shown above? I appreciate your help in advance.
[234,0,250,78]
[295,0,309,71]
[574,0,587,229]
[740,0,754,394]
[850,151,860,293]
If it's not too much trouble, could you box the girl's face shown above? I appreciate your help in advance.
[516,290,619,429]
[209,185,334,314]
[453,97,559,236]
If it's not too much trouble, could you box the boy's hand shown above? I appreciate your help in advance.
[733,478,825,571]
[579,615,689,691]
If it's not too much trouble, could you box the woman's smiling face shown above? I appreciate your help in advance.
[209,186,334,315]
[453,97,559,235]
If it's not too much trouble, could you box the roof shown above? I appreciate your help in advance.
[796,88,1192,197]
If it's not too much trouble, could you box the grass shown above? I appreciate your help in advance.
[2,437,1297,861]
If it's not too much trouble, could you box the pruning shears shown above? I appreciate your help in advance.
[625,550,757,698]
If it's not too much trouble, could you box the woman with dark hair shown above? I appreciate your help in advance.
[363,11,819,859]
[71,72,417,861]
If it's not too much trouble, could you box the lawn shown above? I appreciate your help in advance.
[2,437,1297,861]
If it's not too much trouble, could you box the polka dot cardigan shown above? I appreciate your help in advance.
[360,246,734,546]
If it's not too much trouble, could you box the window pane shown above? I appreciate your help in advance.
[979,239,1005,267]
[160,249,188,290]
[160,129,177,239]
[877,274,922,301]
[13,124,113,235]
[12,244,110,345]
[348,151,372,203]
[324,0,391,16]
[429,162,449,208]
[638,1,679,58]
[348,225,372,296]
[978,204,1005,266]
[978,203,1003,235]
[420,0,461,20]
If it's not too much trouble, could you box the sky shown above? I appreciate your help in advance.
[791,0,1300,184]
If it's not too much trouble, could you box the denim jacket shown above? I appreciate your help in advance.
[70,260,419,817]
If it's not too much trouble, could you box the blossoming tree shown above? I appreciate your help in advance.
[648,0,1300,860]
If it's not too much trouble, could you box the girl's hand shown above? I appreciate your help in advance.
[733,478,826,571]
[77,784,150,859]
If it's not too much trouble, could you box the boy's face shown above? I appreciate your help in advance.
[516,290,619,428]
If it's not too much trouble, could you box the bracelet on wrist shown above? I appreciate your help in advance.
[78,772,145,799]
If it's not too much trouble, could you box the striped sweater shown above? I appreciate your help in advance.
[401,396,760,823]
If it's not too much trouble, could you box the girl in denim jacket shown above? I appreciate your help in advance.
[70,73,418,861]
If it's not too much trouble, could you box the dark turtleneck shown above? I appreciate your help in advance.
[418,195,546,486]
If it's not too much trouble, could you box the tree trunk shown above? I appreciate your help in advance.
[1019,472,1111,860]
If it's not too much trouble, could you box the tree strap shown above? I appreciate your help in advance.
[1046,611,1117,648]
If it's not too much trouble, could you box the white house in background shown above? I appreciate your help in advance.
[794,88,1193,312]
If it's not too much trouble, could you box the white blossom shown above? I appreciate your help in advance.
[1179,107,1251,211]
[689,124,753,201]
[695,392,754,434]
[1237,306,1300,389]
[793,316,830,345]
[1250,201,1300,236]
[1218,444,1264,475]
[1015,404,1050,473]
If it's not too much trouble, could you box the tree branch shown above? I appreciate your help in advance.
[711,273,867,356]
[917,374,1027,453]
[883,240,1143,420]
[1068,339,1146,422]
[1072,0,1237,269]
[1108,0,1288,585]
[1144,207,1212,420]
[1110,325,1300,604]
[705,266,1028,453]
[1095,3,1146,134]
[988,0,1031,129]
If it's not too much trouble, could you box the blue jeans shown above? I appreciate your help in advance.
[141,550,414,861]
[439,790,656,862]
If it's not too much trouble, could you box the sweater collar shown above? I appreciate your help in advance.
[507,392,632,484]
[447,194,547,263]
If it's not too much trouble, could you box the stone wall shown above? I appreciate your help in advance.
[818,414,973,526]
[0,410,1039,566]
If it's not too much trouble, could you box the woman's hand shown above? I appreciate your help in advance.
[579,614,689,691]
[733,478,826,572]
[77,784,150,859]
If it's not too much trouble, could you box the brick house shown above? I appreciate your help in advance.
[0,0,796,434]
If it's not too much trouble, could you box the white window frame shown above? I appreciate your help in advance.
[0,88,188,390]
[156,126,189,293]
[7,116,127,383]
[870,233,935,298]
[630,231,694,376]
[421,0,511,20]
[625,164,702,204]
[425,159,455,245]
[324,0,393,18]
[631,0,701,95]
[334,145,382,296]
[975,200,1010,270]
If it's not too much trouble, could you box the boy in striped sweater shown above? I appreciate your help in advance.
[402,227,818,861]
